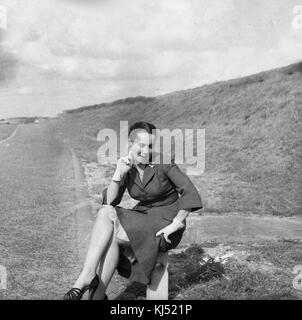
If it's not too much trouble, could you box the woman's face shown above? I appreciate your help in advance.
[129,130,156,165]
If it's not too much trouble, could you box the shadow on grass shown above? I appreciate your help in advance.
[114,245,225,300]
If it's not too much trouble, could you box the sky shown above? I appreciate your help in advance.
[0,0,302,118]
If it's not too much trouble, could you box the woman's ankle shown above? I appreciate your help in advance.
[74,270,96,288]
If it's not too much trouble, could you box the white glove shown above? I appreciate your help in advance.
[156,217,185,244]
[112,151,133,182]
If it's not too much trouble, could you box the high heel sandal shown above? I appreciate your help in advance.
[63,274,100,300]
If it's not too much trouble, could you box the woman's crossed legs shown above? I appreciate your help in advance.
[73,205,131,300]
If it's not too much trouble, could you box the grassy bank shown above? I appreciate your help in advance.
[50,63,302,300]
[55,62,302,216]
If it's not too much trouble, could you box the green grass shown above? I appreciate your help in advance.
[0,124,17,141]
[174,242,302,300]
[114,241,302,300]
[246,240,302,269]
[179,262,297,300]
[54,62,302,217]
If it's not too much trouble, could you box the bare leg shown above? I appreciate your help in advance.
[93,235,121,300]
[73,205,115,289]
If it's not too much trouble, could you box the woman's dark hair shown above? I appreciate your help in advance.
[128,121,156,137]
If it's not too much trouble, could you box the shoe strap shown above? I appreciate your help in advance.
[64,287,83,299]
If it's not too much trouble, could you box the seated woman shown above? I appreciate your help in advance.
[63,121,203,300]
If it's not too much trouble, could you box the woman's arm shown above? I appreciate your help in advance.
[102,155,132,206]
[164,161,203,213]
[106,179,125,205]
[101,180,127,207]
[155,162,202,242]
[174,209,191,224]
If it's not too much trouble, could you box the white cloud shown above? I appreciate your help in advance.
[18,86,32,94]
[61,57,78,75]
[292,5,302,31]
[1,0,235,81]
[0,0,301,117]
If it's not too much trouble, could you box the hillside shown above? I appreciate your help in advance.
[55,62,302,217]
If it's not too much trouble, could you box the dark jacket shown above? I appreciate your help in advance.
[102,159,202,284]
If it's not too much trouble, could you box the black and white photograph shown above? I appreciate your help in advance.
[0,0,302,305]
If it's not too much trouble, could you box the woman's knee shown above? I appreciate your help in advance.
[97,205,116,221]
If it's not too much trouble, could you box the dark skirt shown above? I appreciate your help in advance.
[114,200,186,285]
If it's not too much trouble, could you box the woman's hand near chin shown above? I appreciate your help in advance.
[106,152,133,205]
[112,151,134,181]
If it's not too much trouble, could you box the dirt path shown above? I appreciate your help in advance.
[183,214,302,244]
[0,123,83,299]
[0,126,19,145]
